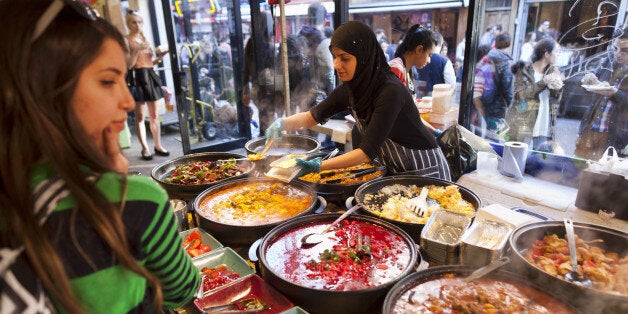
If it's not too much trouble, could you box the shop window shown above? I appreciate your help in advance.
[486,0,513,9]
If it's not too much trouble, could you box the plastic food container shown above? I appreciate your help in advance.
[194,274,294,314]
[179,227,223,260]
[194,247,256,295]
[429,108,458,125]
[431,84,453,114]
[265,154,307,182]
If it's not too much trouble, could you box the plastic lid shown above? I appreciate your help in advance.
[433,84,452,91]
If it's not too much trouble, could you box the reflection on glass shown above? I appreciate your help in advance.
[242,1,335,139]
[172,0,239,148]
[471,0,627,162]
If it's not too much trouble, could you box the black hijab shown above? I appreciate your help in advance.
[330,21,391,112]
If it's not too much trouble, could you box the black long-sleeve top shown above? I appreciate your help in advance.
[310,74,438,159]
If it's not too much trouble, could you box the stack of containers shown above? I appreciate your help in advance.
[420,210,472,265]
[429,84,457,129]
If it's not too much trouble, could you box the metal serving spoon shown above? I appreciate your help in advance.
[563,218,592,287]
[462,256,510,283]
[300,203,362,246]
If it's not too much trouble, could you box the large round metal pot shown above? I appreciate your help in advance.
[193,178,318,248]
[296,160,386,206]
[509,221,628,314]
[382,265,577,313]
[352,175,482,243]
[151,152,254,200]
[244,134,320,172]
[257,213,418,314]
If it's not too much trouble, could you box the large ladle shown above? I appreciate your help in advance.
[462,256,510,283]
[301,203,362,246]
[563,218,592,287]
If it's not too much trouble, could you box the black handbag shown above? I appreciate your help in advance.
[437,125,478,181]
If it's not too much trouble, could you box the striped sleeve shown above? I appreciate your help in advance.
[473,71,485,99]
[131,177,200,309]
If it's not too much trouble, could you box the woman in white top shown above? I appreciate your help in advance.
[126,11,169,160]
[519,32,536,62]
[508,39,563,149]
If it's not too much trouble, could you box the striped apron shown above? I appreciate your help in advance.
[350,108,451,181]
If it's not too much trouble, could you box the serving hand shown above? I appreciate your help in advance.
[296,157,322,177]
[103,127,129,174]
[265,118,284,144]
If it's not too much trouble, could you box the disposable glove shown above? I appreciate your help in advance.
[296,157,322,177]
[518,99,528,112]
[265,118,284,144]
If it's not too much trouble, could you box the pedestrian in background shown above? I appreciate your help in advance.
[520,31,537,62]
[307,2,335,96]
[389,24,442,136]
[473,33,515,138]
[479,24,495,46]
[242,10,277,134]
[0,1,199,312]
[535,19,552,42]
[575,29,628,159]
[479,24,501,47]
[508,39,564,149]
[414,31,456,97]
[126,10,170,160]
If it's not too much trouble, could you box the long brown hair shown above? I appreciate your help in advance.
[0,1,162,312]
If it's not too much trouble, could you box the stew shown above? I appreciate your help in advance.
[265,220,411,291]
[391,273,574,313]
[526,234,628,295]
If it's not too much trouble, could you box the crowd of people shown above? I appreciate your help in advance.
[470,18,627,158]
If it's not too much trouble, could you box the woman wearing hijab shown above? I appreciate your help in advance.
[265,21,450,180]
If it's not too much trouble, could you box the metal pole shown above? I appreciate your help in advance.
[279,0,290,116]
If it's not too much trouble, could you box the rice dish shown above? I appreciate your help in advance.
[363,184,475,224]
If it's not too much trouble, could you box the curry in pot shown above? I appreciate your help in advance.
[197,182,312,226]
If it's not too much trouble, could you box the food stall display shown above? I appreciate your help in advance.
[153,146,626,314]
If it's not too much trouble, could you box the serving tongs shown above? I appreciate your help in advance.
[215,139,275,164]
[202,297,267,313]
[321,166,385,184]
